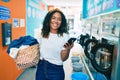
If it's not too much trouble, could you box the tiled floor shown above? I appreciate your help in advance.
[17,67,36,80]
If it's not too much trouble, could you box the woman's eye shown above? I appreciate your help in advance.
[52,16,61,22]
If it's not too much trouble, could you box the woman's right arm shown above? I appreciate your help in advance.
[61,43,74,61]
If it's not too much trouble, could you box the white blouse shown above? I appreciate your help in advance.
[36,32,69,65]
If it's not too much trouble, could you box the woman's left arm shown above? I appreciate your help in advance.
[61,43,74,61]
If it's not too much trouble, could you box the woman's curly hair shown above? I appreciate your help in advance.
[41,8,68,38]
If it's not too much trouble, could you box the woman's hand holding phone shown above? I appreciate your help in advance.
[67,38,76,45]
[64,38,76,50]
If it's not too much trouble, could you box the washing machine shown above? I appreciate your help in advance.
[90,18,120,80]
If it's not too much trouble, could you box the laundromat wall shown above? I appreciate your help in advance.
[0,0,48,80]
[26,0,48,37]
[0,1,26,80]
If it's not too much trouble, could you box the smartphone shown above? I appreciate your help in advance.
[67,38,76,44]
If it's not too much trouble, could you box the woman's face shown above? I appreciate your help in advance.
[50,12,62,33]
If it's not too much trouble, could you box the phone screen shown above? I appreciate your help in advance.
[67,38,76,44]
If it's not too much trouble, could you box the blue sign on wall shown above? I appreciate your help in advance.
[116,0,120,8]
[82,0,120,19]
[0,6,10,20]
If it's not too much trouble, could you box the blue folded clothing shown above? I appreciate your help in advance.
[7,35,39,54]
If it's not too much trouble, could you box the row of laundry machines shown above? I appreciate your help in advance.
[76,17,120,80]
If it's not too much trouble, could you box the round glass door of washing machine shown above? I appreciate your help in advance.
[84,39,98,60]
[90,43,114,75]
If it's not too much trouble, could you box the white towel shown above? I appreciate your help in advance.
[9,45,30,59]
[9,48,19,59]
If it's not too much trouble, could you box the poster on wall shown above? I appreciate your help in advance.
[27,6,31,18]
[20,19,25,27]
[13,18,19,28]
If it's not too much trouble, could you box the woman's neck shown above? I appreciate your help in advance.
[50,30,58,34]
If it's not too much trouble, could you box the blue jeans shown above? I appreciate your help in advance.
[36,60,65,80]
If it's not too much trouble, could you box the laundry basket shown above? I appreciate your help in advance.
[71,72,89,80]
[15,44,40,70]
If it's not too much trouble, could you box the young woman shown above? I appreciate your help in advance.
[36,9,73,80]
